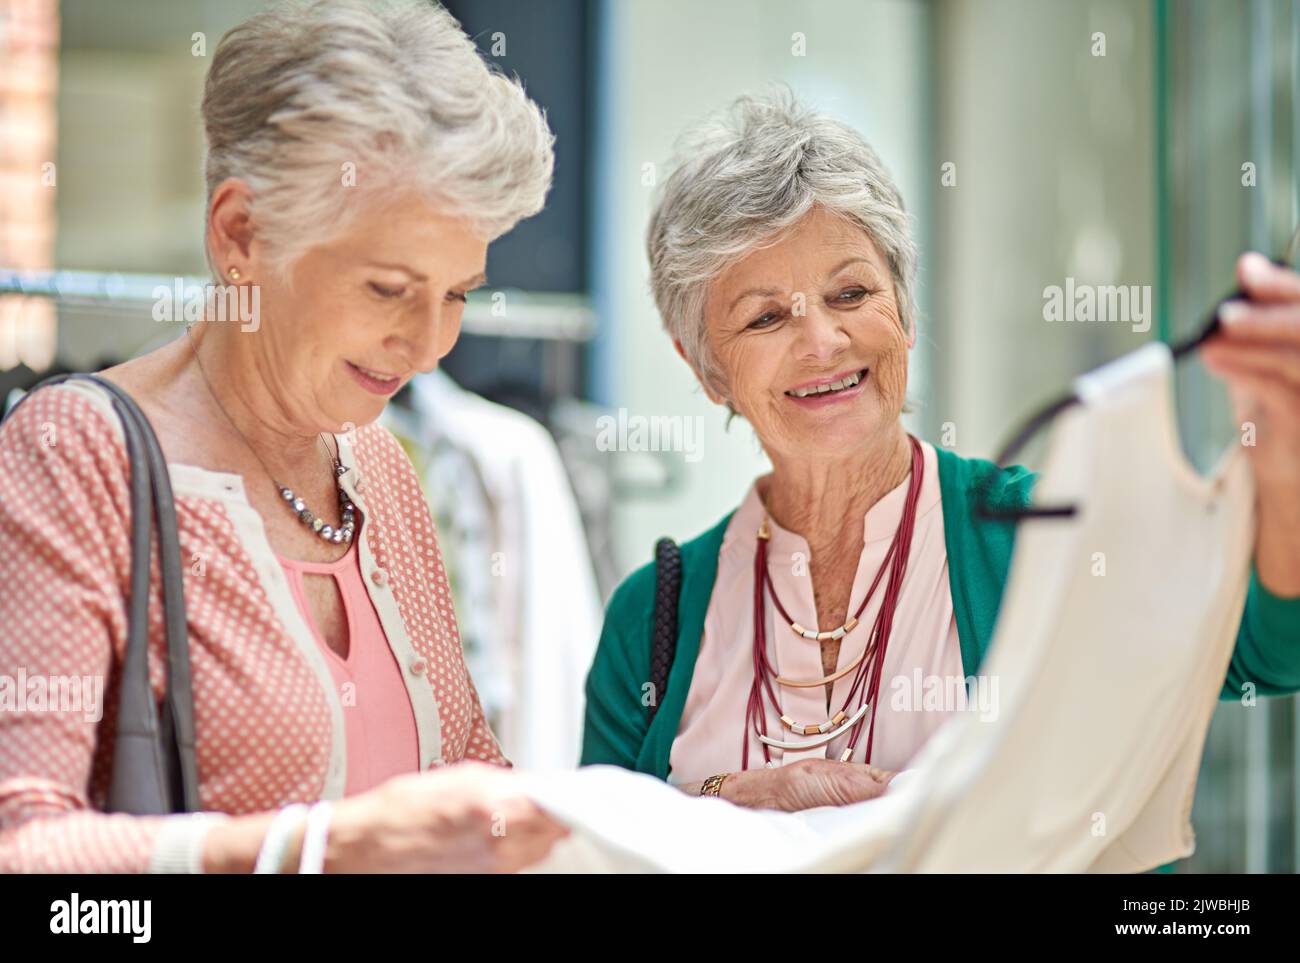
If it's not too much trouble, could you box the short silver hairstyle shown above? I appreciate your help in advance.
[647,88,917,394]
[201,0,554,279]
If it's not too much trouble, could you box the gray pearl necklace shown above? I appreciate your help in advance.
[279,464,356,544]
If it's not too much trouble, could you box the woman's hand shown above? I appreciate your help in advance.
[1202,252,1300,595]
[259,762,566,874]
[208,758,569,873]
[716,758,895,812]
[203,762,567,873]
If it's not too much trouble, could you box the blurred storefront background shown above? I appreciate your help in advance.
[1,0,1296,871]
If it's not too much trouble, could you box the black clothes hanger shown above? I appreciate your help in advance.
[975,225,1300,522]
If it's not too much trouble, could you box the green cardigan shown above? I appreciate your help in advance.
[582,447,1300,778]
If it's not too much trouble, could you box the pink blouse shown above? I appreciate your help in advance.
[278,539,421,797]
[669,440,966,782]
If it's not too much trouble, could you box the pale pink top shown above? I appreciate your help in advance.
[278,539,421,797]
[669,440,966,782]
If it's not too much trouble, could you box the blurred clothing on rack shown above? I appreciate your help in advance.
[385,370,601,770]
[548,397,622,598]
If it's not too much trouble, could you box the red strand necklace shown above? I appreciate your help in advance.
[743,434,924,769]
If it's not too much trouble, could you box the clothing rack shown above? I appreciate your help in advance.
[0,268,596,343]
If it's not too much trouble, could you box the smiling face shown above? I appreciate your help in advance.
[247,191,488,431]
[698,206,912,463]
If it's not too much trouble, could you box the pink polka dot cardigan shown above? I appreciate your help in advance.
[0,382,506,872]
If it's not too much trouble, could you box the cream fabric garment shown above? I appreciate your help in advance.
[525,343,1254,872]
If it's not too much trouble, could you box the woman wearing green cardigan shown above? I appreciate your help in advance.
[581,90,1300,816]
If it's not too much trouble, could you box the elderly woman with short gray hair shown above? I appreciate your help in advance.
[0,0,567,873]
[582,90,1300,811]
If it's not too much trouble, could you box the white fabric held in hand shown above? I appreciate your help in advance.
[523,343,1252,873]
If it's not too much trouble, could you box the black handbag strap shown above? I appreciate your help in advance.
[2,374,198,814]
[647,536,682,724]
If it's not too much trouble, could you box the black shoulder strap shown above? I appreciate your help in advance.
[647,536,682,724]
[3,374,198,813]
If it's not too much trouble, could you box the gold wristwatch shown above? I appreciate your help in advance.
[700,773,730,797]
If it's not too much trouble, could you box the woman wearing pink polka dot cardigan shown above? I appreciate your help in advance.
[0,1,569,872]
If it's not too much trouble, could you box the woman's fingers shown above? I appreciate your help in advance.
[448,799,568,873]
[492,811,569,873]
[1237,251,1300,304]
[1218,300,1300,346]
[1217,367,1300,420]
[1202,339,1300,389]
[830,764,893,803]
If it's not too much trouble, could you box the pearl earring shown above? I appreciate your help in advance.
[227,266,242,282]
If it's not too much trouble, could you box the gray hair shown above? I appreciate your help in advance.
[201,0,554,279]
[646,88,917,395]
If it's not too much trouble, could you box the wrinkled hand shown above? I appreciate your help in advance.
[725,758,896,812]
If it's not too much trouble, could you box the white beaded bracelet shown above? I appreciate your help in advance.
[298,801,334,874]
[253,804,309,874]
